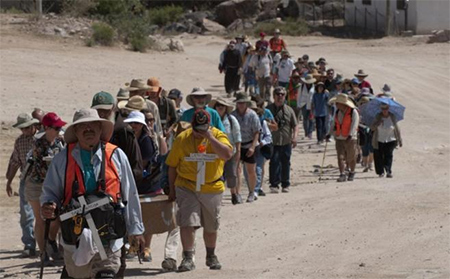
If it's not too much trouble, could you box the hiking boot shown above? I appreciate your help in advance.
[21,247,36,258]
[126,243,138,259]
[178,257,195,272]
[282,187,290,193]
[46,240,62,260]
[337,174,347,182]
[231,194,238,205]
[347,172,355,181]
[206,255,222,270]
[258,189,266,196]
[246,193,255,203]
[40,252,53,266]
[386,173,393,178]
[142,247,152,262]
[235,194,243,204]
[161,258,177,272]
[269,187,279,194]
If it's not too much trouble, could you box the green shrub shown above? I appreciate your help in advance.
[253,18,309,37]
[130,33,148,52]
[91,22,115,46]
[147,5,183,26]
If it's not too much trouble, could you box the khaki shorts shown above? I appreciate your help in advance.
[64,247,121,279]
[176,187,223,233]
[335,139,357,164]
[24,177,42,202]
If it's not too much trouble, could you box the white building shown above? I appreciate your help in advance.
[344,0,450,34]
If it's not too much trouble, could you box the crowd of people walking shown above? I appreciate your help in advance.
[5,29,404,278]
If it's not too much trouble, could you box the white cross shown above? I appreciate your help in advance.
[184,153,218,192]
[59,196,109,260]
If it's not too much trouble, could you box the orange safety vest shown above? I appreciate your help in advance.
[63,142,120,206]
[269,38,285,53]
[334,108,353,137]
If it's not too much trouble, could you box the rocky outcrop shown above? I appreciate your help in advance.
[215,0,261,27]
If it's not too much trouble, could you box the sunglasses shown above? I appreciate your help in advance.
[146,118,155,122]
[275,93,286,96]
[50,126,62,131]
[215,104,226,108]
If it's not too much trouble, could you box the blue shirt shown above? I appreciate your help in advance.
[312,92,329,117]
[262,109,274,121]
[180,107,225,132]
[80,149,96,194]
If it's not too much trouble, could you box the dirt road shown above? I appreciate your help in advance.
[0,15,449,279]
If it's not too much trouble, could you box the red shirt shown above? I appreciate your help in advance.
[269,37,286,53]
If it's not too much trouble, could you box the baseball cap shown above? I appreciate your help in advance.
[91,91,115,110]
[191,109,210,132]
[168,89,182,99]
[42,112,67,128]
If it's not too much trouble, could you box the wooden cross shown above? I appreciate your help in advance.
[184,153,218,192]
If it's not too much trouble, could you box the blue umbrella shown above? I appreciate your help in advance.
[359,97,405,126]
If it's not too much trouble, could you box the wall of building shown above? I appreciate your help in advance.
[344,0,450,34]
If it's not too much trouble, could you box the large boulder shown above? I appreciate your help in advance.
[427,30,450,43]
[169,39,184,52]
[202,18,226,34]
[278,0,299,18]
[226,19,255,32]
[215,0,262,27]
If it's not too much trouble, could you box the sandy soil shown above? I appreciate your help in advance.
[0,14,449,279]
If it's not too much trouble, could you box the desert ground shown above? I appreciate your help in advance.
[0,14,449,279]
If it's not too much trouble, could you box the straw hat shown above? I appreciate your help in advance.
[354,69,369,77]
[13,113,39,128]
[249,101,263,115]
[328,93,356,109]
[147,77,161,93]
[301,74,317,84]
[117,95,147,111]
[186,87,212,107]
[357,96,371,107]
[209,97,234,114]
[310,69,322,79]
[64,109,114,144]
[126,79,151,92]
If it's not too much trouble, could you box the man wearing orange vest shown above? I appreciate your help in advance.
[41,109,145,278]
[329,94,360,182]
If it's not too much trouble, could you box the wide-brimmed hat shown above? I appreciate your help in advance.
[274,28,281,34]
[354,69,369,77]
[91,91,115,110]
[64,109,114,144]
[301,74,317,84]
[147,77,161,93]
[13,113,39,128]
[234,92,251,103]
[358,96,371,107]
[116,88,130,100]
[124,111,147,127]
[249,101,263,115]
[381,84,392,94]
[117,95,147,111]
[310,69,322,79]
[209,97,234,114]
[186,87,212,107]
[126,79,151,92]
[328,93,356,109]
[281,50,290,56]
[42,112,67,128]
[192,109,210,132]
[315,57,327,65]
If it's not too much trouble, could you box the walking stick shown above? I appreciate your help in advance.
[39,219,51,279]
[319,139,328,181]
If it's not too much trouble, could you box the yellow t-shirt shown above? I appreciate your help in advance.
[165,127,232,194]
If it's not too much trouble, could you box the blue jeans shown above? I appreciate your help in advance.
[301,106,314,137]
[269,144,292,188]
[19,178,35,249]
[315,116,326,142]
[243,147,265,193]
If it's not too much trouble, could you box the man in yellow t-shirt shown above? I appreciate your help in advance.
[166,109,232,272]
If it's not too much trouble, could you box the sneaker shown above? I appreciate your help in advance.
[142,247,152,262]
[246,193,255,203]
[235,194,243,204]
[281,187,290,193]
[386,173,393,178]
[46,240,62,260]
[379,173,385,178]
[231,194,238,205]
[206,255,222,270]
[40,252,53,266]
[178,257,195,272]
[269,187,279,194]
[363,167,369,173]
[348,172,355,181]
[368,164,374,171]
[126,243,138,259]
[161,258,177,272]
[21,248,36,258]
[258,189,266,196]
[337,174,347,182]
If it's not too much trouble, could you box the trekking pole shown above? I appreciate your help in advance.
[39,219,51,279]
[319,139,328,181]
